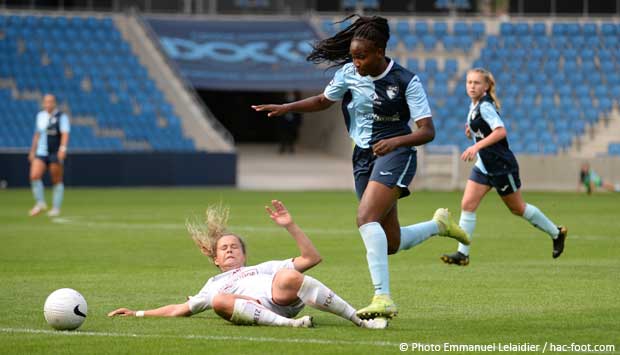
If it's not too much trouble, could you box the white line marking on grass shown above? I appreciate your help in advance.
[51,218,355,235]
[0,328,397,347]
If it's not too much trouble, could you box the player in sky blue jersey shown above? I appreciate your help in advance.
[441,68,568,267]
[253,15,470,320]
[28,94,70,217]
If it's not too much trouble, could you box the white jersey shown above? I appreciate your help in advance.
[188,259,296,315]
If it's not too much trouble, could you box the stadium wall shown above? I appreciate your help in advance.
[0,152,236,187]
[414,155,620,191]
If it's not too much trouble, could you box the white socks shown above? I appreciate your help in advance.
[230,299,293,327]
[398,220,439,251]
[523,203,559,239]
[297,275,361,326]
[359,222,390,295]
[457,211,476,256]
[229,276,364,327]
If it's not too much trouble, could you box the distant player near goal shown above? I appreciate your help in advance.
[108,200,387,329]
[440,68,568,267]
[579,162,620,194]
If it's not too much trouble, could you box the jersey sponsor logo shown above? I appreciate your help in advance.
[73,305,86,317]
[366,113,400,122]
[386,85,399,100]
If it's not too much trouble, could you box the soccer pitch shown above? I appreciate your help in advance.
[1,188,618,354]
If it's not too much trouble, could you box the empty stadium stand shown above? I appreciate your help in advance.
[0,14,196,152]
[322,18,620,156]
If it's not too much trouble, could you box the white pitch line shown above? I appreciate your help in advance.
[0,327,397,348]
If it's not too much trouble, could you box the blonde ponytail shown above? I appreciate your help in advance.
[186,203,240,264]
[469,67,502,110]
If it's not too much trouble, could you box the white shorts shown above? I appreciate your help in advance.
[236,273,305,318]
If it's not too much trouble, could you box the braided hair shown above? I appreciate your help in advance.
[307,14,390,67]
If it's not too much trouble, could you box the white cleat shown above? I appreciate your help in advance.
[360,317,389,329]
[47,208,61,217]
[293,315,314,328]
[29,202,47,217]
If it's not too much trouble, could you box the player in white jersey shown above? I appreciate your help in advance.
[108,200,387,329]
[253,15,470,320]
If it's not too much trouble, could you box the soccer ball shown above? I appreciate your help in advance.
[43,288,87,330]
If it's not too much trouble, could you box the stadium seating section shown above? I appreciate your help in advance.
[321,18,620,155]
[1,14,619,156]
[0,14,195,152]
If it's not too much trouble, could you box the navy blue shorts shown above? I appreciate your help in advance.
[35,154,62,165]
[469,166,521,196]
[352,145,417,200]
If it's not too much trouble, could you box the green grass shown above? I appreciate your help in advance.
[1,188,619,354]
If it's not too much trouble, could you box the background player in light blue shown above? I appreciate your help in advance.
[441,68,567,266]
[253,15,469,320]
[28,94,70,217]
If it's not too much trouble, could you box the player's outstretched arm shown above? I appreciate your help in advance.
[265,200,322,273]
[108,302,192,318]
[252,94,334,117]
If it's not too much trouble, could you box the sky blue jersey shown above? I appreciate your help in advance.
[323,59,431,149]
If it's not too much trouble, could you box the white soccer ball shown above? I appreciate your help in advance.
[43,288,88,330]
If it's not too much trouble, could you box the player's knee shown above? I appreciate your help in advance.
[356,209,380,227]
[274,269,303,288]
[211,293,235,319]
[509,205,524,216]
[461,200,476,212]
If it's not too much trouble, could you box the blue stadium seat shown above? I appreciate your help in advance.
[433,22,448,37]
[415,21,429,35]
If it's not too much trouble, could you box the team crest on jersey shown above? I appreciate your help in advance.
[386,85,399,100]
[50,116,57,124]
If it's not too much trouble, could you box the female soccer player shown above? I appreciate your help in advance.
[579,162,620,194]
[440,68,568,266]
[108,200,387,329]
[252,15,469,319]
[28,94,70,217]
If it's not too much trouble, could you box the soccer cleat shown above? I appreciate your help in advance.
[356,294,398,320]
[29,202,47,217]
[552,226,568,259]
[360,317,389,329]
[433,208,471,245]
[47,208,61,217]
[293,315,314,328]
[440,251,470,266]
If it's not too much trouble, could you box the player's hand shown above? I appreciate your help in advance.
[107,308,136,317]
[265,200,293,228]
[28,151,35,163]
[372,138,399,156]
[461,145,479,162]
[58,150,66,161]
[252,104,289,117]
[465,124,471,139]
